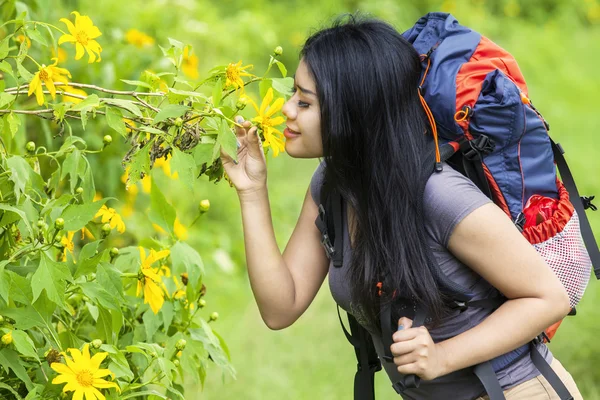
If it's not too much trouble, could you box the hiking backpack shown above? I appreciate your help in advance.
[314,12,599,400]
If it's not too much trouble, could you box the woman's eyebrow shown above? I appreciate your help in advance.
[293,75,316,96]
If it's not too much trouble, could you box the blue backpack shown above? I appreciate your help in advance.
[315,12,599,400]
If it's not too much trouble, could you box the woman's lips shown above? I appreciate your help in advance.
[284,128,301,139]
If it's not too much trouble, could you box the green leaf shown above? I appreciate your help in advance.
[102,98,142,117]
[143,310,161,342]
[81,158,96,203]
[153,104,190,124]
[126,142,151,186]
[60,199,108,231]
[0,263,8,303]
[149,179,175,236]
[0,37,9,59]
[161,301,174,329]
[96,262,125,302]
[189,319,235,378]
[96,306,113,344]
[157,357,176,385]
[275,60,287,78]
[120,79,153,89]
[26,28,47,47]
[80,282,120,311]
[170,148,196,191]
[0,204,32,237]
[31,253,72,307]
[0,61,15,81]
[217,119,237,163]
[100,344,134,380]
[72,94,100,111]
[168,87,208,100]
[0,349,34,390]
[11,330,39,361]
[212,78,223,107]
[6,156,29,201]
[105,107,127,137]
[0,382,23,399]
[0,92,15,108]
[170,242,203,297]
[4,270,32,304]
[73,241,104,279]
[193,143,216,167]
[61,149,82,190]
[4,112,20,138]
[138,125,164,135]
[271,77,294,97]
[16,61,33,81]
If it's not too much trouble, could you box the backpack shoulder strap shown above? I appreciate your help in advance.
[551,139,600,279]
[337,306,381,400]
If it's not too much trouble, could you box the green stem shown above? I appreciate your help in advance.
[25,21,67,36]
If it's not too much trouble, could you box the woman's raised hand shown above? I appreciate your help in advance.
[221,116,268,196]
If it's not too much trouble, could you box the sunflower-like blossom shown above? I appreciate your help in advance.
[249,88,286,157]
[58,11,103,63]
[137,247,170,314]
[225,60,253,92]
[27,59,71,106]
[51,343,119,399]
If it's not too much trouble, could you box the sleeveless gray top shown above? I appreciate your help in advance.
[310,161,551,400]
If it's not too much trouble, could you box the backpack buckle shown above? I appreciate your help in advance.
[463,135,495,161]
[321,233,335,259]
[582,196,597,211]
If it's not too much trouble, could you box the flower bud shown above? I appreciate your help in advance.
[175,339,187,351]
[1,332,12,345]
[91,339,103,349]
[110,247,119,258]
[76,187,84,195]
[54,218,65,230]
[102,135,113,146]
[198,299,206,308]
[173,359,180,367]
[235,97,248,110]
[37,219,45,229]
[101,223,111,238]
[149,351,158,358]
[199,199,210,213]
[176,350,182,358]
[209,312,219,322]
[55,233,63,243]
[274,46,283,56]
[174,117,183,127]
[25,141,36,153]
[0,316,4,324]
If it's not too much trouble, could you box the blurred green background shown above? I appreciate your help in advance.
[9,0,600,398]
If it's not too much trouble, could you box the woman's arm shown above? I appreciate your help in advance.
[391,202,570,380]
[238,185,330,330]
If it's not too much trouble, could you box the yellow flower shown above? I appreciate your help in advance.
[137,247,170,314]
[60,85,88,104]
[250,88,286,157]
[61,231,76,261]
[154,156,178,179]
[93,192,103,201]
[123,118,136,134]
[27,59,72,106]
[58,11,103,63]
[182,47,199,80]
[51,343,119,399]
[225,60,253,92]
[95,205,126,233]
[174,218,188,240]
[125,29,155,48]
[14,34,31,48]
[52,47,68,64]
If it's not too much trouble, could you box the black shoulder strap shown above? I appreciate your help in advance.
[551,139,600,279]
[337,306,381,400]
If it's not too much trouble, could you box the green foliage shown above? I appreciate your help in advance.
[0,4,289,399]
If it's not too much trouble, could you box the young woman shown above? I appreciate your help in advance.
[220,15,583,400]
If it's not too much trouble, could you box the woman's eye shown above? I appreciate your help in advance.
[298,100,310,108]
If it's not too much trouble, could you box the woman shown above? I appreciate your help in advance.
[220,14,582,400]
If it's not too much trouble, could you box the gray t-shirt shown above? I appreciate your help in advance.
[310,161,551,400]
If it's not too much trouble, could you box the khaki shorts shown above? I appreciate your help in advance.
[475,358,582,400]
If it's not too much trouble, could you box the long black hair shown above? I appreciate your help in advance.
[301,14,448,331]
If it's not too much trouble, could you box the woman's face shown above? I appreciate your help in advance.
[281,59,323,158]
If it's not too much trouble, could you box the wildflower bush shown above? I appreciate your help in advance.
[0,8,290,400]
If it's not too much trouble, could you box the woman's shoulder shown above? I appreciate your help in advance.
[423,163,493,247]
[309,160,326,205]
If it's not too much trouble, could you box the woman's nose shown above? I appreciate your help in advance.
[282,98,294,119]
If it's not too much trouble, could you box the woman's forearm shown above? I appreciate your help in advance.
[237,186,297,327]
[436,296,568,376]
